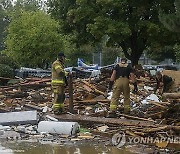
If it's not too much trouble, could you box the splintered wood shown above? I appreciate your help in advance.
[0,69,179,146]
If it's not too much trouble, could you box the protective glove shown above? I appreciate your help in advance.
[108,81,114,92]
[133,82,138,93]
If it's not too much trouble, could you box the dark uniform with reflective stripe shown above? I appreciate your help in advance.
[110,63,133,113]
[51,59,66,113]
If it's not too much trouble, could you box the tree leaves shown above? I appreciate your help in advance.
[5,10,64,68]
[48,0,178,65]
[159,0,180,32]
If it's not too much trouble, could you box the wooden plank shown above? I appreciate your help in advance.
[68,73,74,113]
[149,101,166,108]
[145,111,164,118]
[163,93,180,99]
[74,99,110,104]
[49,114,157,127]
[143,125,180,133]
[83,85,93,92]
[143,126,168,133]
[82,81,105,96]
[118,114,155,122]
[24,104,43,111]
[20,78,51,86]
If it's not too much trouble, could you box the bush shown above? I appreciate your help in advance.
[0,64,14,78]
[0,53,19,69]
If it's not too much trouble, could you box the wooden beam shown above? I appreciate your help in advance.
[82,81,105,96]
[49,114,157,127]
[74,99,110,104]
[24,104,43,111]
[163,93,180,99]
[68,73,74,113]
[149,101,167,108]
[118,114,155,122]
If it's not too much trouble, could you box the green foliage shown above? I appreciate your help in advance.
[14,0,41,11]
[147,46,176,62]
[159,0,180,32]
[65,42,93,66]
[0,0,13,51]
[5,10,64,68]
[158,0,180,63]
[0,53,19,69]
[0,64,14,78]
[0,6,5,50]
[48,0,178,65]
[174,44,180,62]
[103,47,123,65]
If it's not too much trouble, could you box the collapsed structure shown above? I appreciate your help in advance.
[0,67,179,151]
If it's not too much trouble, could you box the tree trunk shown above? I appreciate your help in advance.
[121,30,145,66]
[130,50,142,66]
[122,47,143,66]
[129,30,144,67]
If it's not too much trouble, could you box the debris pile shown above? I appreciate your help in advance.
[0,69,179,150]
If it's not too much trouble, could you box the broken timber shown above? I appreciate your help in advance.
[68,73,74,113]
[163,93,180,99]
[74,99,110,104]
[24,104,43,111]
[50,114,156,127]
[81,81,105,96]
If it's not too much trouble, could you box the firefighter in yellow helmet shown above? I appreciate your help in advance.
[108,58,137,117]
[51,52,68,115]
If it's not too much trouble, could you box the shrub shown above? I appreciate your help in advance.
[0,64,14,78]
[0,53,19,69]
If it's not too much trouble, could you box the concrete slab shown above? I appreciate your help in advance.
[0,111,38,125]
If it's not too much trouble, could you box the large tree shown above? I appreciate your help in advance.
[13,0,44,12]
[5,10,64,68]
[159,0,180,32]
[0,0,41,51]
[0,0,13,51]
[159,0,180,62]
[47,0,178,66]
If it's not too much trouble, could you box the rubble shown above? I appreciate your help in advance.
[0,69,179,151]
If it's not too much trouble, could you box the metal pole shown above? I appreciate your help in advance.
[68,73,74,113]
[100,52,102,66]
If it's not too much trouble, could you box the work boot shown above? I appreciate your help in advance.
[53,108,65,115]
[107,111,117,118]
[53,110,61,115]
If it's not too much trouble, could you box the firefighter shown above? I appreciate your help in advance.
[108,58,137,117]
[154,71,175,94]
[51,52,68,115]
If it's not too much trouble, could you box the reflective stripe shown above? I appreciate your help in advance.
[53,103,64,109]
[53,89,58,93]
[51,80,64,84]
[65,71,68,76]
[110,104,117,111]
[55,65,62,70]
